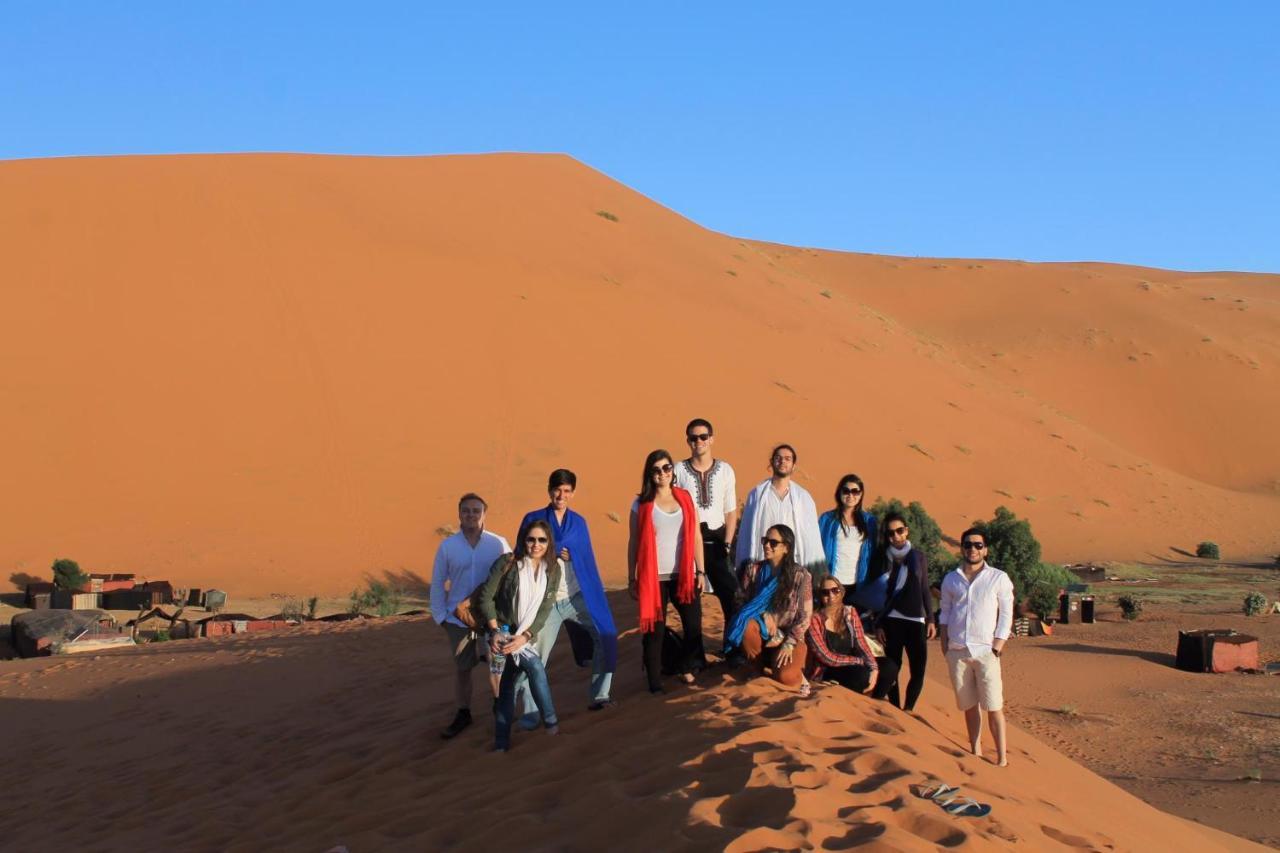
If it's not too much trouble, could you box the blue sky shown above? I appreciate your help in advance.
[3,3,1278,272]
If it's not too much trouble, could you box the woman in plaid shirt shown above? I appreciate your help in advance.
[806,575,898,700]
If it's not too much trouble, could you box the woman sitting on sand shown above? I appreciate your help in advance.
[478,519,563,752]
[628,448,706,693]
[806,575,898,700]
[817,473,880,609]
[724,524,814,694]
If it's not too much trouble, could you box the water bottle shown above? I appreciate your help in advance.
[489,624,511,675]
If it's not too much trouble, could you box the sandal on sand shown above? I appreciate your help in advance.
[914,782,959,802]
[798,681,812,698]
[940,796,991,818]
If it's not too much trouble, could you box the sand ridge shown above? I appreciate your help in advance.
[0,597,1263,852]
[2,152,1278,597]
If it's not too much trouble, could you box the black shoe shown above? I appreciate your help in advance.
[440,708,472,739]
[588,698,617,711]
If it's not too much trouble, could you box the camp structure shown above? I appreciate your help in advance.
[127,607,199,642]
[198,613,296,637]
[10,610,135,658]
[1175,629,1260,673]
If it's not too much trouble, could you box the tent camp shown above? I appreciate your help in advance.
[10,610,135,658]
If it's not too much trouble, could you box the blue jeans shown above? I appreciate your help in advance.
[495,653,556,749]
[518,592,612,719]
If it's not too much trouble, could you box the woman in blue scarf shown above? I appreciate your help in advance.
[513,469,618,724]
[818,473,882,611]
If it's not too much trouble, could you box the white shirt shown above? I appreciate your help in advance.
[633,499,684,579]
[513,557,550,659]
[674,459,737,530]
[832,524,864,585]
[736,479,824,568]
[758,487,796,545]
[429,530,511,627]
[554,558,581,602]
[938,563,1015,656]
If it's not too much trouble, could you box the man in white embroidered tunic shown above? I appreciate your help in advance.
[674,418,740,633]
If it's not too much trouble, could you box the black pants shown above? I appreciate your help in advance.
[641,578,705,690]
[701,524,738,630]
[826,656,899,700]
[882,618,928,710]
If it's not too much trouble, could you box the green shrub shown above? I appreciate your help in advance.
[595,209,619,222]
[972,506,1043,598]
[1195,541,1220,559]
[1021,563,1074,619]
[1118,594,1143,620]
[152,629,170,643]
[51,558,89,591]
[1024,583,1060,621]
[867,497,954,586]
[349,581,403,618]
[306,596,319,620]
[1243,592,1267,617]
[280,598,304,622]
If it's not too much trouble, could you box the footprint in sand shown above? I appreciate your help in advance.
[716,786,796,830]
[1041,824,1095,847]
[899,812,968,848]
[821,821,886,849]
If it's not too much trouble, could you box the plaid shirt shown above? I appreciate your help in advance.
[805,606,878,680]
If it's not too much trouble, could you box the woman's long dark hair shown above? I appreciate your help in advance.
[764,524,801,612]
[831,473,868,537]
[637,448,675,504]
[513,519,556,566]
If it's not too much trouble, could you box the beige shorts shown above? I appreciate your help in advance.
[442,622,482,671]
[945,647,1004,711]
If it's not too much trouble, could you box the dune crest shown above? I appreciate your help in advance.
[2,153,1277,595]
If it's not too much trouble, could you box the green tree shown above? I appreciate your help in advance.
[973,506,1043,599]
[867,497,955,586]
[1243,592,1267,617]
[1195,541,1220,560]
[51,557,89,591]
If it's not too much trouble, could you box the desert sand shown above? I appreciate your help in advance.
[0,592,1269,852]
[2,153,1278,598]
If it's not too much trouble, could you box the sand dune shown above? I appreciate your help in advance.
[2,152,1278,597]
[0,597,1263,852]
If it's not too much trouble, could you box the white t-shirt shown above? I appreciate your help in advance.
[832,523,864,585]
[674,459,738,531]
[633,499,685,579]
[554,558,581,601]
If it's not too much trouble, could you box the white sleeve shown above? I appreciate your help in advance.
[937,574,954,626]
[429,542,450,625]
[994,574,1015,640]
[722,464,737,515]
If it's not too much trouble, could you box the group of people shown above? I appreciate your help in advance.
[430,419,1015,765]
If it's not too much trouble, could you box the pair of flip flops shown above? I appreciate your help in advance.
[915,782,992,818]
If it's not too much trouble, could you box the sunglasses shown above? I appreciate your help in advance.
[686,433,711,443]
[819,587,842,598]
[525,535,549,545]
[961,541,986,551]
[761,537,784,549]
[839,486,862,496]
[887,526,908,536]
[651,462,673,475]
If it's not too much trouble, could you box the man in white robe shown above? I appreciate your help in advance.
[734,444,826,574]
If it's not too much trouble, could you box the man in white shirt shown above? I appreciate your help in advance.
[938,528,1015,767]
[674,418,739,631]
[429,493,511,739]
[734,444,825,573]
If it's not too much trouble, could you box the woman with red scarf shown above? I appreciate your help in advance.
[628,448,705,693]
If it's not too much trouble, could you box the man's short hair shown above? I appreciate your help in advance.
[458,492,488,510]
[547,469,577,491]
[960,527,986,545]
[771,443,797,463]
[685,418,713,436]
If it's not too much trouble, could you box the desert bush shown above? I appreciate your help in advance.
[152,629,171,643]
[51,557,89,591]
[1195,541,1220,559]
[306,596,319,620]
[1117,594,1143,620]
[972,506,1044,599]
[595,209,619,222]
[1022,564,1074,620]
[1243,592,1267,617]
[1024,583,1060,622]
[280,598,304,622]
[867,497,954,586]
[349,581,403,618]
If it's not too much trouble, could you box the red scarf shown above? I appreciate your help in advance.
[635,486,698,633]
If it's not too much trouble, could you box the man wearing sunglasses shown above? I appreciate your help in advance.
[430,493,512,739]
[734,444,825,577]
[938,529,1014,767]
[674,419,740,631]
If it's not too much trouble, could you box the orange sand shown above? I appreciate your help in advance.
[2,151,1277,599]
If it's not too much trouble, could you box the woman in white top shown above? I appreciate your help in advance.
[818,473,880,608]
[628,449,705,693]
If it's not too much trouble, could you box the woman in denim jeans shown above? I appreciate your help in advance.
[478,519,563,752]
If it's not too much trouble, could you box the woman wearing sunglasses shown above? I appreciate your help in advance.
[818,474,881,609]
[478,519,564,751]
[806,575,897,699]
[873,512,936,711]
[723,524,814,693]
[628,449,705,693]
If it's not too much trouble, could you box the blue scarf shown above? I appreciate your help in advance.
[818,509,878,587]
[723,562,779,654]
[519,506,618,672]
